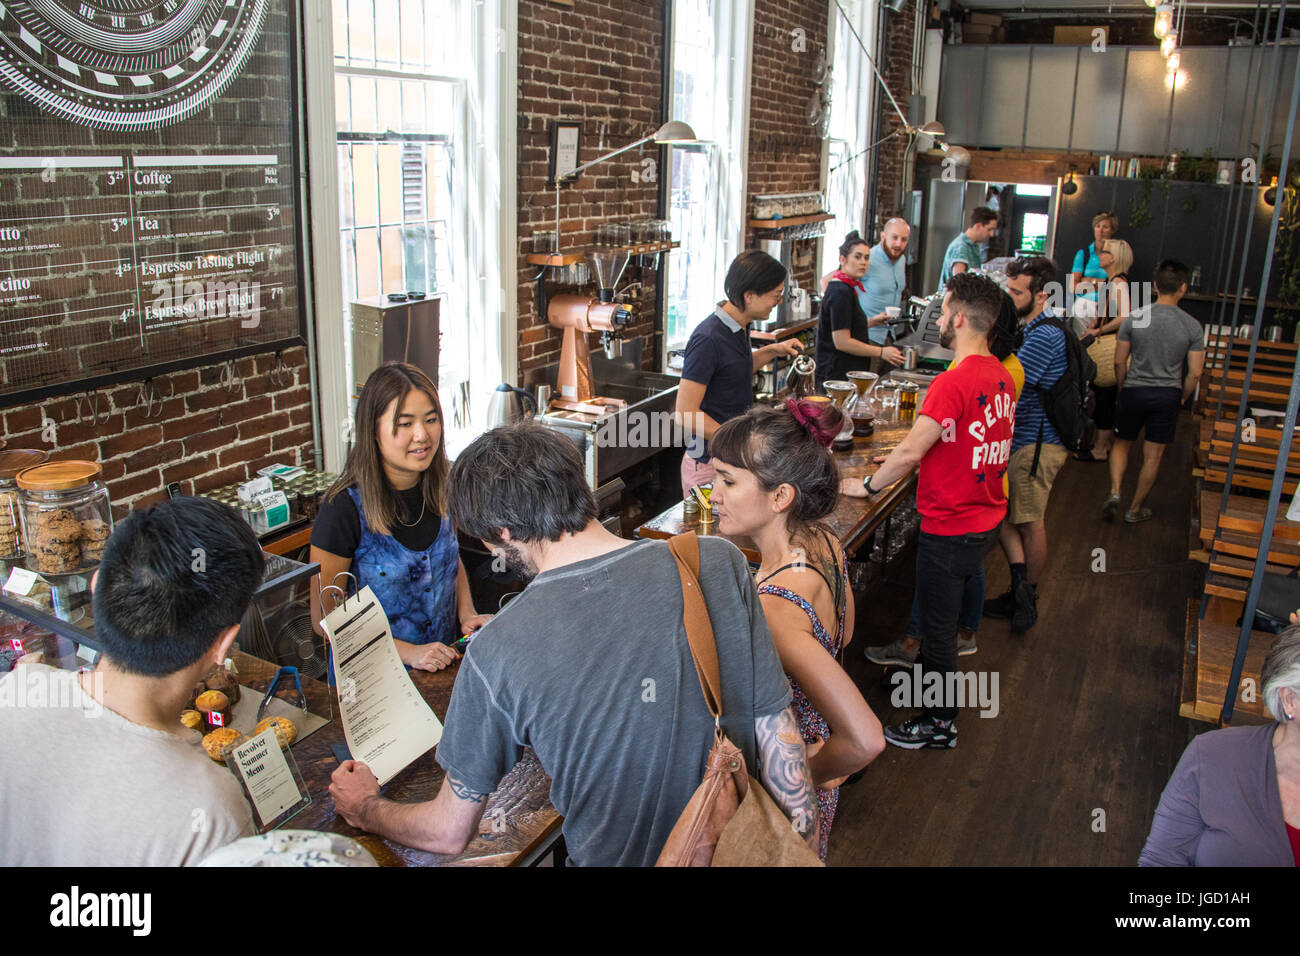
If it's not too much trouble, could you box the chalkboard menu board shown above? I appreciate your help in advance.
[0,0,306,405]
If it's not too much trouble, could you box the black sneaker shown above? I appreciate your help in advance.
[884,714,958,750]
[1010,580,1037,633]
[983,589,1016,620]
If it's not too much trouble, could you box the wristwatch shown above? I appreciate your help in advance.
[863,474,876,495]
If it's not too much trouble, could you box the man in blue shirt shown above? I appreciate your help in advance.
[855,218,911,345]
[940,206,998,286]
[984,257,1067,633]
[674,251,803,496]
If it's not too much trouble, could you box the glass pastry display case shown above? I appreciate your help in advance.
[0,551,333,735]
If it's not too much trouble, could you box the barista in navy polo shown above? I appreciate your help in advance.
[674,250,804,496]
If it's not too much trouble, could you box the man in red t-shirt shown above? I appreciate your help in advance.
[842,273,1015,749]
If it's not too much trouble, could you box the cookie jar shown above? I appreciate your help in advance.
[0,449,49,563]
[15,461,114,576]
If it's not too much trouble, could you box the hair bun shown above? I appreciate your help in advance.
[784,397,840,448]
[845,230,861,241]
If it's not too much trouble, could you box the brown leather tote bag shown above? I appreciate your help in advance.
[654,533,823,868]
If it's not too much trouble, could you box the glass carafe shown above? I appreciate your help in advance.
[822,381,857,451]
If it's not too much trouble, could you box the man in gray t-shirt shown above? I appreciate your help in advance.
[1104,259,1205,524]
[329,423,816,865]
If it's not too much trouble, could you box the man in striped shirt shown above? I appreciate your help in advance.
[984,257,1067,633]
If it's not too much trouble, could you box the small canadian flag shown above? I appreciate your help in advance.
[211,712,225,727]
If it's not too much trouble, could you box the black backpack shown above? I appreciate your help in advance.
[1026,315,1097,467]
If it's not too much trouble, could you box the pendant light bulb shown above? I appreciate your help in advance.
[1154,5,1174,38]
[1161,31,1178,58]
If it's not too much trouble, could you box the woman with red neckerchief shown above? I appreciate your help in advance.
[814,231,905,387]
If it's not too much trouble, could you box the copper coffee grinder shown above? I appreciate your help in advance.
[546,248,633,414]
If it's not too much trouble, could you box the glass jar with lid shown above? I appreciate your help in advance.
[15,460,113,576]
[0,449,50,562]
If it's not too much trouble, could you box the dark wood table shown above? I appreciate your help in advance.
[635,419,918,562]
[236,652,562,867]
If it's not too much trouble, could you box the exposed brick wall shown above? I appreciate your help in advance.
[515,0,665,380]
[0,3,314,521]
[2,347,314,524]
[746,2,831,292]
[874,1,917,229]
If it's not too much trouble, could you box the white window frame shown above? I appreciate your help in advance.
[663,0,754,358]
[821,0,878,278]
[302,0,515,468]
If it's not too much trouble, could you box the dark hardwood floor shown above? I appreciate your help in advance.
[829,414,1205,866]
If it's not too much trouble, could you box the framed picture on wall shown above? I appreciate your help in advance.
[549,121,582,184]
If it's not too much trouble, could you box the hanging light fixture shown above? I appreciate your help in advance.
[1154,4,1174,38]
[1161,30,1179,58]
[1164,68,1189,90]
[1144,0,1160,7]
[1166,50,1182,73]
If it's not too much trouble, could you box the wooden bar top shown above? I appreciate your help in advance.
[636,419,918,563]
[235,651,560,867]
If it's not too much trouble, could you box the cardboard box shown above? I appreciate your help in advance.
[1054,25,1108,45]
[970,12,1003,26]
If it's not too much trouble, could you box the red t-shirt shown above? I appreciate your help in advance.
[916,353,1017,535]
[1288,823,1300,866]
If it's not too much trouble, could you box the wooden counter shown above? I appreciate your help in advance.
[236,652,561,867]
[635,419,918,562]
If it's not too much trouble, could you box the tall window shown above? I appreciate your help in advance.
[665,0,753,350]
[333,0,476,440]
[822,0,878,276]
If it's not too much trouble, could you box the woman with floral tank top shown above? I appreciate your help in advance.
[710,399,886,860]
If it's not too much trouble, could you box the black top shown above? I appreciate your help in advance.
[815,280,873,385]
[310,482,443,556]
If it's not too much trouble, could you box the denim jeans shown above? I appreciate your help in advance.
[908,563,985,636]
[915,528,997,722]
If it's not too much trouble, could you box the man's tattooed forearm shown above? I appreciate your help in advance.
[755,707,817,846]
[448,776,489,803]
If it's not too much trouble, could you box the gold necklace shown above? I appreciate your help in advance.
[396,495,426,528]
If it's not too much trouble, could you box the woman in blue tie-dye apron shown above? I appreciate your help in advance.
[309,363,491,672]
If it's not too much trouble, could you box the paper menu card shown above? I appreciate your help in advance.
[322,586,443,786]
[229,729,307,830]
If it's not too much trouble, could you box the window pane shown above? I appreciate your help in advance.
[380,225,406,294]
[376,77,403,134]
[336,144,355,229]
[376,144,402,225]
[333,0,349,63]
[348,75,377,133]
[351,144,378,228]
[354,228,380,299]
[345,0,375,65]
[374,0,401,66]
[400,0,424,69]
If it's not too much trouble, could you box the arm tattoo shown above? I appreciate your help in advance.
[447,776,489,804]
[754,707,818,848]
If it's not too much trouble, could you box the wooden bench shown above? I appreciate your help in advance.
[1183,595,1278,725]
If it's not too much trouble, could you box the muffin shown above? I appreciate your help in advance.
[194,690,232,731]
[204,668,241,706]
[254,716,298,749]
[180,710,204,734]
[201,728,247,763]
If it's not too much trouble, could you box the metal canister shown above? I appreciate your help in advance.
[902,347,918,370]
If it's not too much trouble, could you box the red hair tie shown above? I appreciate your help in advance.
[785,396,812,429]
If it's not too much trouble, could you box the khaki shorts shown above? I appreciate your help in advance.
[1007,442,1068,524]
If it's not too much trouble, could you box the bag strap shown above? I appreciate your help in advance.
[667,532,725,721]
